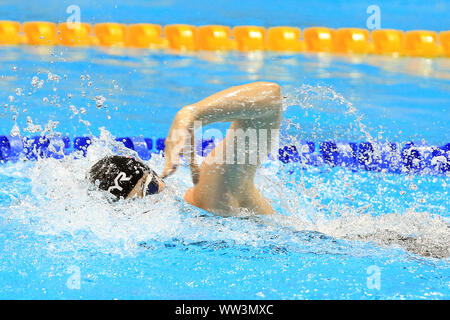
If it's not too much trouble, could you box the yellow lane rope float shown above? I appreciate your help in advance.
[0,21,449,57]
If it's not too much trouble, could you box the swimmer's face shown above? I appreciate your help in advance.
[126,171,165,199]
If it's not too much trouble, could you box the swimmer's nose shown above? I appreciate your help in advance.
[158,178,166,192]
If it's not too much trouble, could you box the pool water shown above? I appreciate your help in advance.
[0,0,449,300]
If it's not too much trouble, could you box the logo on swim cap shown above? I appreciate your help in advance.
[89,155,152,199]
[107,172,132,193]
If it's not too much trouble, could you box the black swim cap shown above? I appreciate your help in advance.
[89,155,156,199]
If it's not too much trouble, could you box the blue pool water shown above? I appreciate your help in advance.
[0,0,449,299]
[1,0,449,31]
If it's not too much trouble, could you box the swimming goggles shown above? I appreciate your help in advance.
[143,171,161,196]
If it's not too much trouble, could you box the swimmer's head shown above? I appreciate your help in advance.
[88,155,165,200]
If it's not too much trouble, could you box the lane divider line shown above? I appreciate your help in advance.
[0,135,448,175]
[0,21,449,57]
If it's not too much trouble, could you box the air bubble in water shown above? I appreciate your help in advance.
[94,96,106,108]
[31,76,44,88]
[47,72,61,82]
[70,105,79,115]
[24,116,43,133]
[10,124,20,136]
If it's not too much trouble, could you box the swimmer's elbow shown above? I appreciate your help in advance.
[265,83,283,114]
[252,82,282,112]
[267,82,281,95]
[254,81,281,98]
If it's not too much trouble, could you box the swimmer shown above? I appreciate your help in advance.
[89,82,282,216]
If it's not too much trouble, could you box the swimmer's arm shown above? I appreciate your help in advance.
[162,82,282,178]
[188,81,282,126]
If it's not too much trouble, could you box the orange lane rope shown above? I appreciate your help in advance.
[0,21,449,57]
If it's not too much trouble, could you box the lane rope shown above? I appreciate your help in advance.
[0,21,449,57]
[0,135,448,175]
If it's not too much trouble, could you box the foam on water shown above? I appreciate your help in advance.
[1,129,448,260]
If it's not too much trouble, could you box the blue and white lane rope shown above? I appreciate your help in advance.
[0,135,449,175]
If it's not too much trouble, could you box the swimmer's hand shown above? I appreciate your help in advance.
[162,106,200,184]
